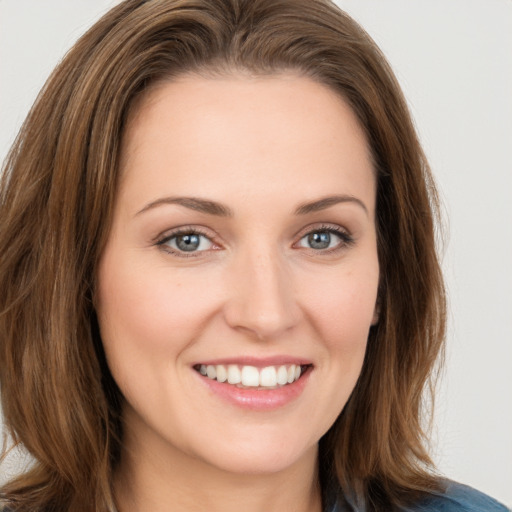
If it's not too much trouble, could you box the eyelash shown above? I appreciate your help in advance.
[298,224,355,253]
[155,226,215,258]
[155,224,354,258]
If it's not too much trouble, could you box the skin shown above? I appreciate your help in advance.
[96,72,380,512]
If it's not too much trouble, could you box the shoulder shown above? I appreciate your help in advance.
[327,480,509,512]
[410,480,510,512]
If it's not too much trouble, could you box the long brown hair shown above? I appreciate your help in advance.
[0,0,446,510]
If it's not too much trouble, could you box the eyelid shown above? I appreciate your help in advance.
[293,223,355,252]
[153,222,354,258]
[154,225,221,257]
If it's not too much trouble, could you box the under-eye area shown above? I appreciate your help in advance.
[194,364,313,389]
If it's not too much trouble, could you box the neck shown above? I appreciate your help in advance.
[114,418,322,512]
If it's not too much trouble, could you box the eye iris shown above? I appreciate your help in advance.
[176,234,200,251]
[308,231,331,249]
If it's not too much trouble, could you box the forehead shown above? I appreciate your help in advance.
[118,72,376,215]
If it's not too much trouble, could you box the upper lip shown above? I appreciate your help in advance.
[193,356,313,368]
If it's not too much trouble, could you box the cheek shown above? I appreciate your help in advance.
[299,262,379,369]
[95,252,219,366]
[290,264,379,430]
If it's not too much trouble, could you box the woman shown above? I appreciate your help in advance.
[0,0,508,511]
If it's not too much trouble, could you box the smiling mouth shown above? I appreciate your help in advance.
[193,363,312,389]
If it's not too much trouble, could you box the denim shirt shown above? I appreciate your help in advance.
[329,481,510,512]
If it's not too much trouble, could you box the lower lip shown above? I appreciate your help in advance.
[196,368,312,411]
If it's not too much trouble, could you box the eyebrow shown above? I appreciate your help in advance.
[294,195,369,216]
[136,194,368,218]
[136,196,234,217]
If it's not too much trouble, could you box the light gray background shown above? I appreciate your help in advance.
[1,0,511,507]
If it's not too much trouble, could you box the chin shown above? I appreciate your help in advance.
[190,431,318,476]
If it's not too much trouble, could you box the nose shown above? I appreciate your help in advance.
[223,246,301,340]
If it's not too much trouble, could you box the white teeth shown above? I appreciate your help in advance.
[260,366,277,387]
[287,365,296,383]
[206,365,216,379]
[198,363,306,388]
[216,364,227,383]
[276,365,288,385]
[241,366,260,387]
[227,364,241,384]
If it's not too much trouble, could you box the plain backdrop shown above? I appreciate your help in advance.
[1,0,511,507]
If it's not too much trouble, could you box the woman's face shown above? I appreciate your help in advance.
[96,73,379,476]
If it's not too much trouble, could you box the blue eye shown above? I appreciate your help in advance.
[159,231,213,253]
[298,228,350,250]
